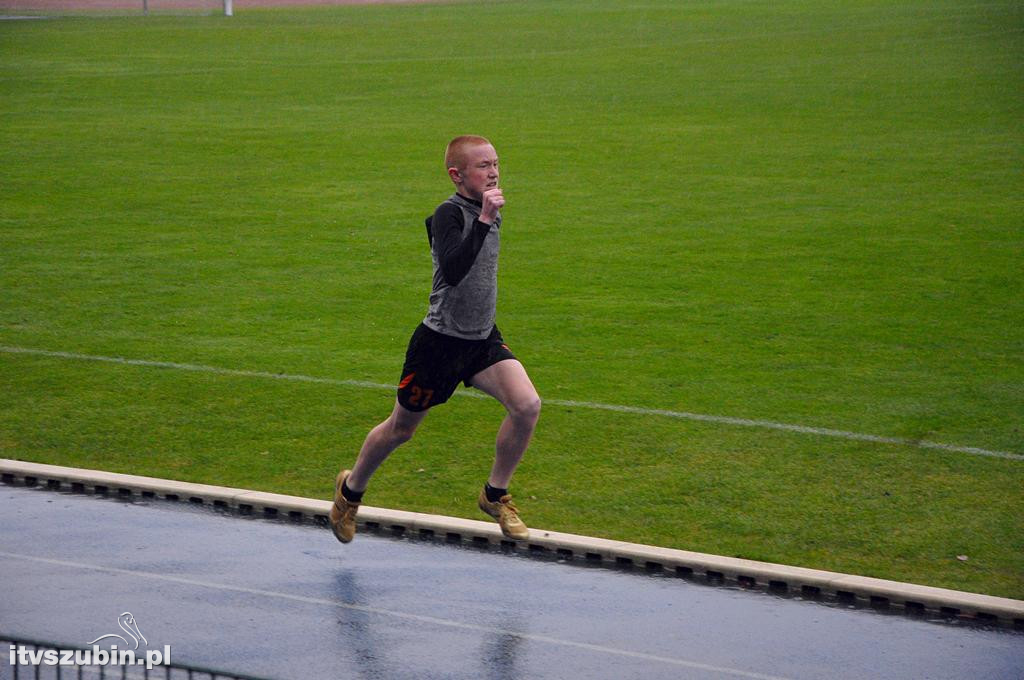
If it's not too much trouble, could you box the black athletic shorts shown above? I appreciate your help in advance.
[396,323,516,412]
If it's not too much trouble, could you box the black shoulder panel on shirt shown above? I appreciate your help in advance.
[430,201,490,287]
[428,201,463,249]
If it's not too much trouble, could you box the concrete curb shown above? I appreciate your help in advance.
[3,458,1022,628]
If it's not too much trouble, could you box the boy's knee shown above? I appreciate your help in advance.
[511,394,541,423]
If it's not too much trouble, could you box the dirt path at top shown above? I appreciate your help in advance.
[3,0,448,11]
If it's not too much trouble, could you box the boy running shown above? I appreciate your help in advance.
[330,135,541,543]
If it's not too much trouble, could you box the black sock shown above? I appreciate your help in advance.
[484,482,507,503]
[341,481,364,504]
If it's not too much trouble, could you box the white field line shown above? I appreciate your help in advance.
[2,345,1020,462]
[0,550,795,680]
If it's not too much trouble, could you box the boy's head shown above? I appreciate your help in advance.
[445,135,498,201]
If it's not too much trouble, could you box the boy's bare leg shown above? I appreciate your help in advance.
[469,359,539,539]
[347,399,429,492]
[330,399,426,543]
[468,359,541,488]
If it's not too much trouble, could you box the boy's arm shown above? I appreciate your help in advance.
[429,203,492,286]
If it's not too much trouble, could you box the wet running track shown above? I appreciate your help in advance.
[1,485,1021,679]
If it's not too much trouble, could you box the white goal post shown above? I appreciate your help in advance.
[140,0,231,14]
[1,0,234,17]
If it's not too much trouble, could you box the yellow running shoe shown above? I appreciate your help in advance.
[329,470,359,543]
[478,489,529,540]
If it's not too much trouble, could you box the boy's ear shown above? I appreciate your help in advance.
[448,167,462,184]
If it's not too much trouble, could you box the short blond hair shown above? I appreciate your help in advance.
[445,135,491,171]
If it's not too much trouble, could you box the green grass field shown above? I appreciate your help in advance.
[1,0,1022,598]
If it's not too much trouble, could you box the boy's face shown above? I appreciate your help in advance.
[450,143,499,201]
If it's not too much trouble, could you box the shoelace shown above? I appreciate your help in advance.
[334,497,360,516]
[499,499,520,519]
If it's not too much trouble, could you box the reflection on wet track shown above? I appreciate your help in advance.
[1,485,1021,679]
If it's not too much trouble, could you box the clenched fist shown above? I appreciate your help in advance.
[480,187,505,225]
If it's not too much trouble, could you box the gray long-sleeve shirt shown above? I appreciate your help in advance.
[422,193,501,340]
